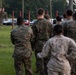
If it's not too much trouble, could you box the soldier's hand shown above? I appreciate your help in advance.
[37,53,42,58]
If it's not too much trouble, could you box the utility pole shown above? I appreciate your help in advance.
[50,0,52,18]
[0,0,2,8]
[22,0,24,18]
[68,0,73,11]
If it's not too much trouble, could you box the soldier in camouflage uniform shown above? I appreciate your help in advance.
[31,8,52,75]
[0,8,7,25]
[37,25,76,75]
[63,10,76,75]
[11,17,33,75]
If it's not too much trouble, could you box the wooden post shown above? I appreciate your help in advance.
[50,0,52,18]
[28,10,30,26]
[0,0,2,8]
[22,0,24,18]
[19,11,22,17]
[12,11,14,29]
[68,0,73,11]
[56,10,58,17]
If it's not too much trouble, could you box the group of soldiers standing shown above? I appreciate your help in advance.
[11,8,76,75]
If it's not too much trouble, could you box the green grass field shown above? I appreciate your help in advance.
[0,26,38,75]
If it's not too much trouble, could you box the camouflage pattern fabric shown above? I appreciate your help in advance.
[63,20,76,75]
[32,18,52,75]
[47,69,71,75]
[11,25,33,75]
[14,57,33,75]
[38,35,76,75]
[0,11,7,25]
[63,20,76,41]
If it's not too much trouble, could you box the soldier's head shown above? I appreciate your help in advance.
[63,13,67,19]
[56,16,62,22]
[17,17,23,26]
[37,8,45,19]
[53,25,63,35]
[66,10,73,19]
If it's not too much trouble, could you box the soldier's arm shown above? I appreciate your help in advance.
[10,32,15,45]
[31,24,38,50]
[4,12,8,20]
[37,40,51,58]
[48,23,53,38]
[63,22,67,36]
[67,39,76,60]
[28,27,33,37]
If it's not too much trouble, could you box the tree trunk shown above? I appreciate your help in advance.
[0,0,2,8]
[68,0,73,11]
[22,0,24,18]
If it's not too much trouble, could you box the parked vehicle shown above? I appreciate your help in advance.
[24,20,29,25]
[30,19,37,25]
[3,18,17,25]
[24,19,37,26]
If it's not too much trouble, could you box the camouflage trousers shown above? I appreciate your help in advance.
[67,49,76,75]
[70,60,76,75]
[47,69,71,75]
[35,51,49,75]
[14,57,33,75]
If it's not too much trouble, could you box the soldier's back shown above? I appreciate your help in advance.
[63,20,76,41]
[33,18,52,41]
[11,25,32,59]
[63,20,76,75]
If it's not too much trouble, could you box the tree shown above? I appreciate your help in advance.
[0,0,2,8]
[3,0,67,19]
[68,0,73,11]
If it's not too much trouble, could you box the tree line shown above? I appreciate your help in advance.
[2,0,67,19]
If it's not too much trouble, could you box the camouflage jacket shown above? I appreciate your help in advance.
[11,25,33,59]
[31,18,52,51]
[0,12,7,20]
[38,35,76,72]
[63,19,76,41]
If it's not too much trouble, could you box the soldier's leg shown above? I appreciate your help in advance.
[48,69,71,75]
[47,69,58,75]
[23,58,33,75]
[35,51,44,75]
[62,71,71,75]
[71,61,76,75]
[44,57,49,75]
[35,51,39,73]
[37,58,44,75]
[14,58,23,75]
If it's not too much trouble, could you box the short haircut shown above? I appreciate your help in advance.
[17,17,23,25]
[37,8,45,16]
[53,25,63,34]
[56,16,62,21]
[66,10,73,16]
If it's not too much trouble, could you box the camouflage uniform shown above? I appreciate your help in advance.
[38,35,76,75]
[31,18,52,75]
[0,11,7,25]
[63,19,76,75]
[11,25,33,75]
